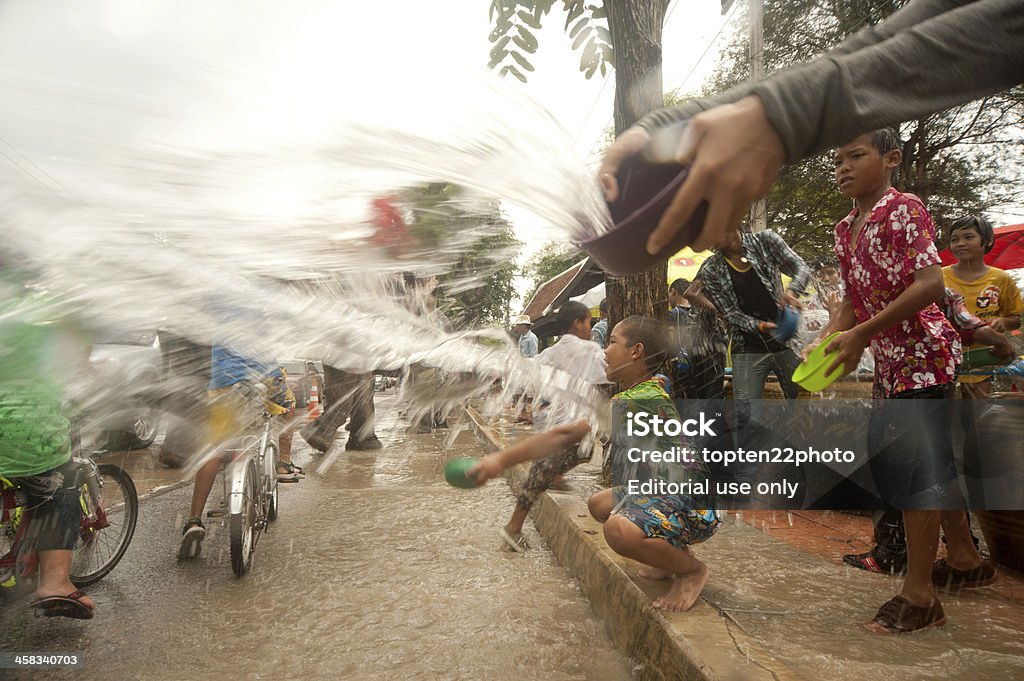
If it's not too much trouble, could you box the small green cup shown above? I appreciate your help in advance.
[444,457,481,489]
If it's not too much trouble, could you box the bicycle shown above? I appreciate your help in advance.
[1,456,139,602]
[208,408,280,577]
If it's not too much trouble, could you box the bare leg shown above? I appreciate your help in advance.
[586,491,670,576]
[35,550,96,609]
[276,410,299,474]
[587,489,615,523]
[940,509,983,570]
[189,456,222,519]
[604,516,709,611]
[279,431,293,463]
[899,509,941,607]
[506,503,529,536]
[637,565,673,580]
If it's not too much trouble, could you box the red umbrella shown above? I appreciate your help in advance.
[939,223,1024,269]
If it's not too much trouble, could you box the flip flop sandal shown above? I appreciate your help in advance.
[864,595,945,634]
[932,559,997,591]
[31,591,95,620]
[276,461,304,482]
[842,550,907,575]
[498,528,530,553]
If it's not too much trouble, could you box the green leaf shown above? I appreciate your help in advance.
[510,50,536,72]
[589,3,607,19]
[568,16,588,39]
[533,1,550,25]
[512,34,537,54]
[563,0,584,29]
[488,35,512,64]
[500,64,528,83]
[595,25,612,44]
[517,9,542,29]
[580,35,599,72]
[571,24,592,50]
[489,45,510,65]
[516,33,540,54]
[515,24,539,51]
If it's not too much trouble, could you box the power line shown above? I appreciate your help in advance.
[670,0,740,94]
[583,0,738,154]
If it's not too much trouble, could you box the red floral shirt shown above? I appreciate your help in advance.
[834,188,960,398]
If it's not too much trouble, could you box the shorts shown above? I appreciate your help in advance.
[867,384,958,509]
[9,458,82,552]
[515,446,585,511]
[611,487,720,549]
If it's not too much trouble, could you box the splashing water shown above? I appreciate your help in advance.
[0,0,614,458]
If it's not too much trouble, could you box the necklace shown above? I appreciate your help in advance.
[724,254,751,271]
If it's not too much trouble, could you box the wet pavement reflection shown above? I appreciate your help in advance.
[0,394,633,681]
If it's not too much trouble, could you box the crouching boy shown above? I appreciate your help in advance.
[470,316,719,612]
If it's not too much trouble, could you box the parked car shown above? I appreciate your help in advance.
[374,373,398,391]
[280,360,324,408]
[86,330,164,450]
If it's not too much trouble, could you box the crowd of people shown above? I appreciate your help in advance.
[483,122,1022,636]
[2,0,1021,645]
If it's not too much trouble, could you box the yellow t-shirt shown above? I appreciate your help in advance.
[943,265,1023,381]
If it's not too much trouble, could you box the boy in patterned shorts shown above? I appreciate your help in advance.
[470,316,719,612]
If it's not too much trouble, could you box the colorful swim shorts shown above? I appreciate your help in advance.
[612,487,720,549]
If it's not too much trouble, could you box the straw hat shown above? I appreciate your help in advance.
[511,314,532,326]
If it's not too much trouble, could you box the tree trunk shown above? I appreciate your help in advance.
[603,0,670,330]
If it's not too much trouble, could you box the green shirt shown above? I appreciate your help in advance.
[610,378,707,485]
[0,277,74,477]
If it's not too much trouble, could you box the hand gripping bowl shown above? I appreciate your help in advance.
[444,457,481,489]
[772,306,800,343]
[575,153,708,276]
[792,332,847,392]
[961,346,1014,371]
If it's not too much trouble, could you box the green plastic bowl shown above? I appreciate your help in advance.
[792,332,847,392]
[961,346,1014,371]
[444,457,481,489]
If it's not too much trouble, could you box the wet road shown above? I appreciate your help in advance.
[0,395,633,681]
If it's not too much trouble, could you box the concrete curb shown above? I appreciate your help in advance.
[465,406,803,681]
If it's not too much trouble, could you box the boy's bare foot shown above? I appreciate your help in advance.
[637,566,672,580]
[652,564,709,612]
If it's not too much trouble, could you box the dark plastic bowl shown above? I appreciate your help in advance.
[575,153,707,276]
[772,306,800,343]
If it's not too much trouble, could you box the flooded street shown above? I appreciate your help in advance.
[0,393,633,681]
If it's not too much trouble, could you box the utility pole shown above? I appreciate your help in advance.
[748,0,768,233]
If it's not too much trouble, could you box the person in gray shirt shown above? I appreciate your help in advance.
[599,0,1024,254]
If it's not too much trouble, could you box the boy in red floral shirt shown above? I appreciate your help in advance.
[812,128,994,634]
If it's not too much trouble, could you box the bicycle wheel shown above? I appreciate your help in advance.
[264,439,279,522]
[71,464,139,587]
[229,462,257,577]
[267,478,279,522]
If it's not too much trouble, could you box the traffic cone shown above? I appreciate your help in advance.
[307,377,321,421]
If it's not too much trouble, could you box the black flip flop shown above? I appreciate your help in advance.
[31,591,95,620]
